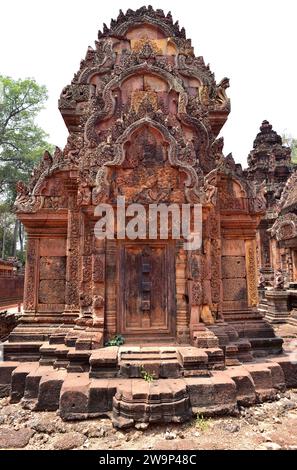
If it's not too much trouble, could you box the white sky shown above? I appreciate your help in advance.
[1,0,296,166]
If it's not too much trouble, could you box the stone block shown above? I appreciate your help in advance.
[211,371,237,406]
[39,279,65,304]
[59,372,90,420]
[222,256,246,279]
[0,362,19,397]
[36,369,67,411]
[160,360,182,378]
[11,363,39,403]
[222,278,247,301]
[24,365,53,401]
[39,238,66,257]
[222,239,245,256]
[185,377,214,407]
[39,256,66,280]
[225,366,256,405]
[273,356,297,388]
[88,378,117,414]
[243,364,276,401]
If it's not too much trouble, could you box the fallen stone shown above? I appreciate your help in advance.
[52,432,86,450]
[31,414,66,434]
[0,426,34,449]
[222,422,240,433]
[135,422,149,430]
[155,439,199,450]
[259,442,282,450]
[165,431,177,440]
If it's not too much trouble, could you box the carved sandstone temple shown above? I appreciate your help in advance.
[0,7,296,425]
[244,121,295,287]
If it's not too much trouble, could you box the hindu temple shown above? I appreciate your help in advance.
[0,6,296,427]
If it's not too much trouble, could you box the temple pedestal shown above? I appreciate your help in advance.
[265,290,290,324]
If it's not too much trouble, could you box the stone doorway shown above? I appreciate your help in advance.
[117,241,176,342]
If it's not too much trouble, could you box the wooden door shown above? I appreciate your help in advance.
[118,241,175,339]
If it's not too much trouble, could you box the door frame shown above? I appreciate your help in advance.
[116,239,176,340]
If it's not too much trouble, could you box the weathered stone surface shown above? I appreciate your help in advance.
[222,278,247,301]
[59,373,90,420]
[38,280,65,304]
[0,6,288,427]
[88,378,117,415]
[274,356,297,388]
[0,426,34,448]
[37,369,67,411]
[222,257,246,279]
[225,367,256,406]
[0,362,19,397]
[11,363,39,403]
[221,239,246,257]
[39,256,66,280]
[39,238,66,257]
[52,432,86,450]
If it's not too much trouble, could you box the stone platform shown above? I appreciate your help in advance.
[1,340,297,428]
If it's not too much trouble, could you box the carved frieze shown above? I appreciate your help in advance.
[271,213,297,241]
[245,240,258,307]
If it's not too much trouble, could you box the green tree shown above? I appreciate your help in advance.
[0,76,53,259]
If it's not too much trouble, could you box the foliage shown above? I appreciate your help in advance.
[140,366,155,382]
[0,75,53,200]
[105,334,125,347]
[0,75,53,260]
[195,413,209,432]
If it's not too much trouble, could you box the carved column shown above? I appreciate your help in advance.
[92,238,105,335]
[63,196,80,320]
[176,240,190,343]
[23,236,40,316]
[105,239,116,338]
[245,239,259,308]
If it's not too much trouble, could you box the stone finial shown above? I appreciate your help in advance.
[253,120,282,148]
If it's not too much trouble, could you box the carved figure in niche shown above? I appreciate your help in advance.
[93,295,105,309]
[215,78,230,107]
[274,269,285,290]
[198,85,210,106]
[15,181,30,205]
[180,139,196,166]
[77,181,92,206]
[253,181,267,211]
[204,178,217,206]
[126,127,165,167]
[92,166,110,204]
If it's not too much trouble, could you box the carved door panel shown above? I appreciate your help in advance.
[118,242,175,338]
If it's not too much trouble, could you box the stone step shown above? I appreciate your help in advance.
[242,362,285,401]
[2,355,295,426]
[49,333,67,345]
[36,369,67,411]
[113,378,191,427]
[249,337,283,356]
[23,365,54,406]
[0,361,19,398]
[225,366,256,406]
[89,347,119,378]
[4,342,43,362]
[39,342,70,368]
[11,362,39,403]
[67,348,92,372]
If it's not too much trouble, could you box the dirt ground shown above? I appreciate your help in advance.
[0,323,297,451]
[0,390,297,450]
